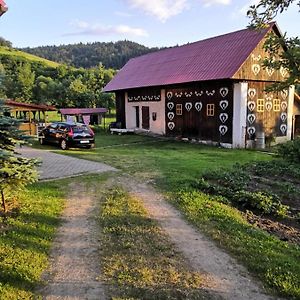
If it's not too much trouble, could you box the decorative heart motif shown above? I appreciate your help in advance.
[206,90,215,96]
[185,102,192,112]
[266,101,272,111]
[252,64,261,76]
[166,92,173,100]
[247,114,256,124]
[251,54,261,62]
[195,91,203,97]
[195,102,202,112]
[167,102,174,111]
[168,122,175,131]
[247,126,256,136]
[248,101,256,112]
[281,90,288,99]
[248,88,256,99]
[219,113,228,124]
[220,87,229,98]
[266,67,274,77]
[280,66,288,78]
[280,124,287,134]
[220,100,229,110]
[265,95,273,102]
[185,92,193,97]
[281,112,287,122]
[281,101,288,111]
[219,125,228,136]
[167,112,175,121]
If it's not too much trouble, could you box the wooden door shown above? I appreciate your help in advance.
[142,106,150,130]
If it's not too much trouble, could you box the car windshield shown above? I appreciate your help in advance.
[72,125,90,134]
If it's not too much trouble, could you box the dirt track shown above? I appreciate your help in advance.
[39,174,280,300]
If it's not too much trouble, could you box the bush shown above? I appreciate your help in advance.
[277,138,300,163]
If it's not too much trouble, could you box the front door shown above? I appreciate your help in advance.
[142,106,150,130]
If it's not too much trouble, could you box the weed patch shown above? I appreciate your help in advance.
[99,188,215,300]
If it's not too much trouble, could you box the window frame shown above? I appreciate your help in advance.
[206,104,215,117]
[273,99,281,112]
[257,99,264,112]
[176,104,183,116]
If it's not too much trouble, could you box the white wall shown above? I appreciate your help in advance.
[287,85,295,140]
[125,89,166,135]
[232,82,248,148]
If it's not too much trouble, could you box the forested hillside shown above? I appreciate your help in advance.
[0,44,116,110]
[21,40,160,69]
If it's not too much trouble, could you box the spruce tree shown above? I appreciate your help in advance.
[0,100,38,213]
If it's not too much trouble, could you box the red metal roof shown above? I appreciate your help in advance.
[5,99,56,111]
[60,108,107,115]
[0,0,8,16]
[103,24,276,92]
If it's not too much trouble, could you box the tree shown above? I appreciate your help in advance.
[247,0,300,90]
[16,63,35,101]
[0,101,38,213]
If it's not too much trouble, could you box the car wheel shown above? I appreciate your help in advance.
[60,139,68,150]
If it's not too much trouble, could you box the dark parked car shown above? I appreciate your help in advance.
[39,122,95,150]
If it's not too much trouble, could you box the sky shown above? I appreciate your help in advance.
[0,0,299,49]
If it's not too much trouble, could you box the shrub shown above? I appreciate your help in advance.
[277,138,300,163]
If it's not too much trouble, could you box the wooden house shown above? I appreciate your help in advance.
[5,100,56,135]
[103,23,295,148]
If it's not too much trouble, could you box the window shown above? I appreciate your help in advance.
[273,99,281,112]
[207,104,215,116]
[176,104,182,115]
[257,99,264,112]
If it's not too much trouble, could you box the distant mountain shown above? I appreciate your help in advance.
[21,40,161,70]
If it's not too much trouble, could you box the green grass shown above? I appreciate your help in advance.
[57,131,271,190]
[46,132,300,297]
[171,190,300,298]
[99,187,212,300]
[30,132,300,297]
[0,181,65,299]
[0,46,60,68]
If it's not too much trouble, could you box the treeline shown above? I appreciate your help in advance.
[21,40,160,69]
[0,46,116,110]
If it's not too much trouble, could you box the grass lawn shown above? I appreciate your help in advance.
[52,131,271,190]
[0,181,65,299]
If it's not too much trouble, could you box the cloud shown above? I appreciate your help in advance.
[65,20,148,37]
[124,0,189,22]
[201,0,231,7]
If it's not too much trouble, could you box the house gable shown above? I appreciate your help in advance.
[232,24,287,82]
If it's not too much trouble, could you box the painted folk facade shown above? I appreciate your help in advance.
[116,79,294,148]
